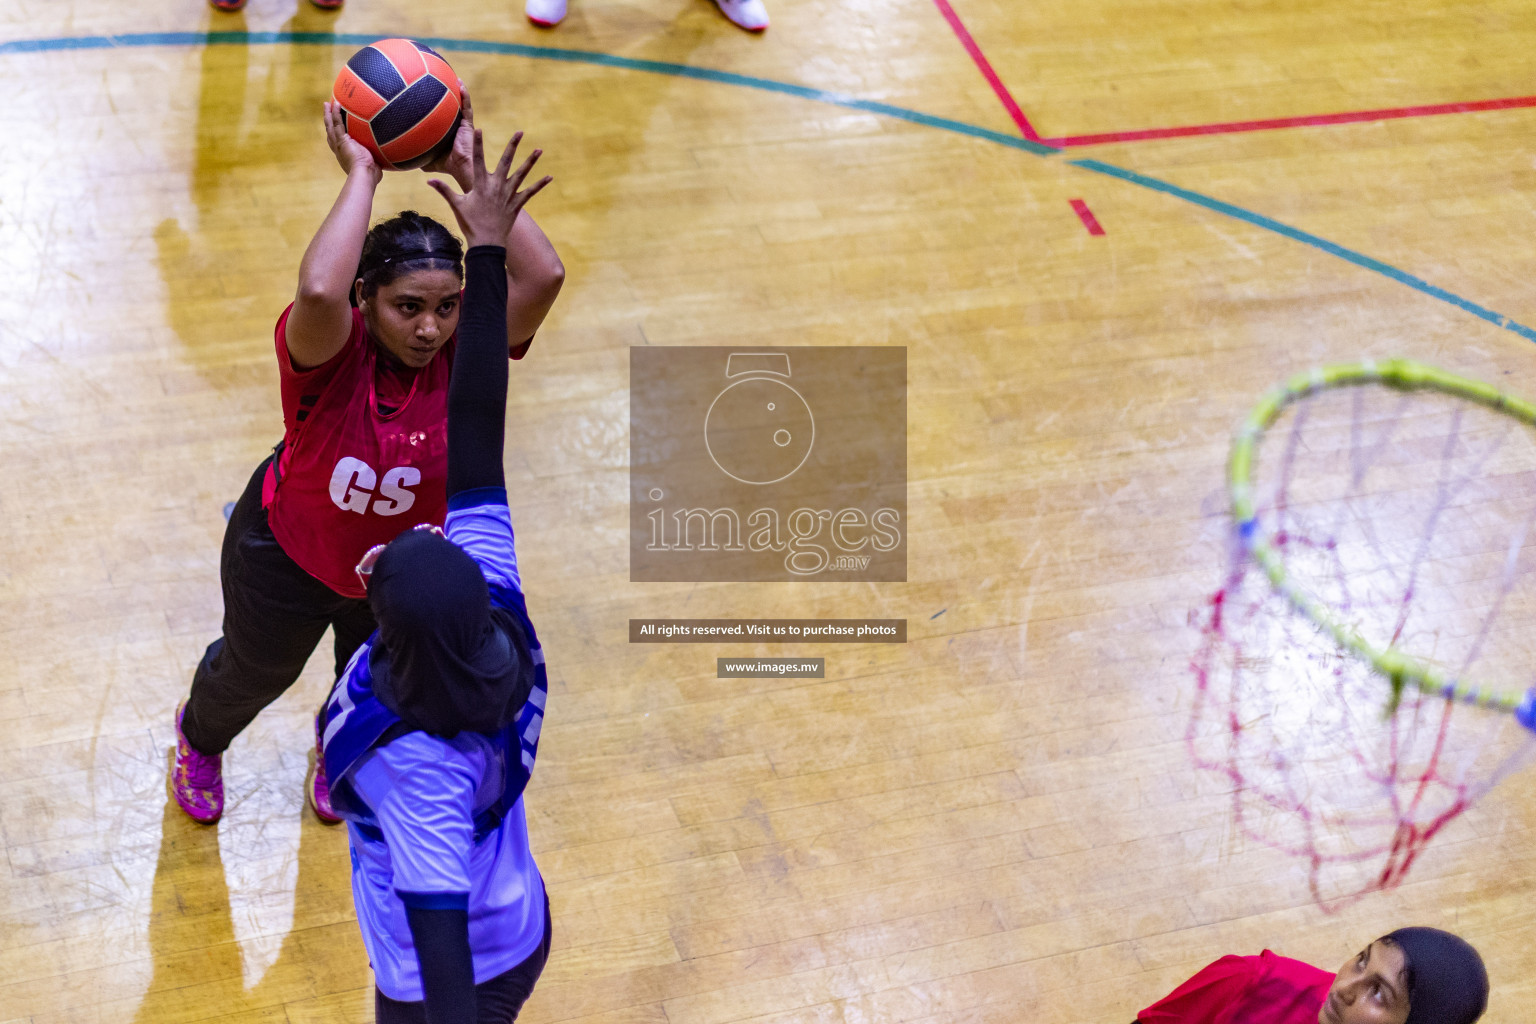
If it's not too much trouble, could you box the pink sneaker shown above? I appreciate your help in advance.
[308,709,342,824]
[172,702,224,824]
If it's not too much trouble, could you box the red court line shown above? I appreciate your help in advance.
[928,0,1536,148]
[1069,198,1105,235]
[1040,94,1536,148]
[930,0,1047,144]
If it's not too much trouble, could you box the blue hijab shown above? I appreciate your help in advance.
[1385,928,1488,1024]
[367,529,533,737]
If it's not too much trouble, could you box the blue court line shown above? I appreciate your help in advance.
[4,30,1533,344]
[0,30,1057,156]
[1070,160,1536,343]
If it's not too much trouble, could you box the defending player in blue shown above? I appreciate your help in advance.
[317,126,554,1023]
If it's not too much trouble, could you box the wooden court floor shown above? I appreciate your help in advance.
[5,0,1536,1020]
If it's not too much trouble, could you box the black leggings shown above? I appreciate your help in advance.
[374,895,552,1023]
[181,455,376,756]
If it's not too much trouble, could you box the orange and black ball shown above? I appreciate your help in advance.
[333,39,462,171]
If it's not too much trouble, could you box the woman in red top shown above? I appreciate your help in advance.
[1136,927,1487,1024]
[170,89,562,825]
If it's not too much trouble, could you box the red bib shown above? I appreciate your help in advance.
[1139,951,1331,1024]
[266,305,454,598]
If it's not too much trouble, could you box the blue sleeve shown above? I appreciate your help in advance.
[444,494,522,592]
[348,733,478,902]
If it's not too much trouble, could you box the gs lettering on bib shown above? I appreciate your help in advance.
[267,304,455,598]
[329,458,422,516]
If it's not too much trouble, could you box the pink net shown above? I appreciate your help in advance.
[1190,378,1536,910]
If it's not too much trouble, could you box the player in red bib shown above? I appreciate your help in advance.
[170,87,560,825]
[1135,928,1487,1024]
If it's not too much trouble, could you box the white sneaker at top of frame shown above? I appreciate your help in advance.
[714,0,769,31]
[525,0,567,26]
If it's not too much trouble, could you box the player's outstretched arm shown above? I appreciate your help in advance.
[285,102,382,370]
[503,203,564,353]
[429,129,551,499]
[423,86,564,354]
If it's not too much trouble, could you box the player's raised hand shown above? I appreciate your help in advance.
[427,130,551,249]
[421,82,477,192]
[323,101,381,184]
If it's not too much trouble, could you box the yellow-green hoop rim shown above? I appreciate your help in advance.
[1229,357,1536,719]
